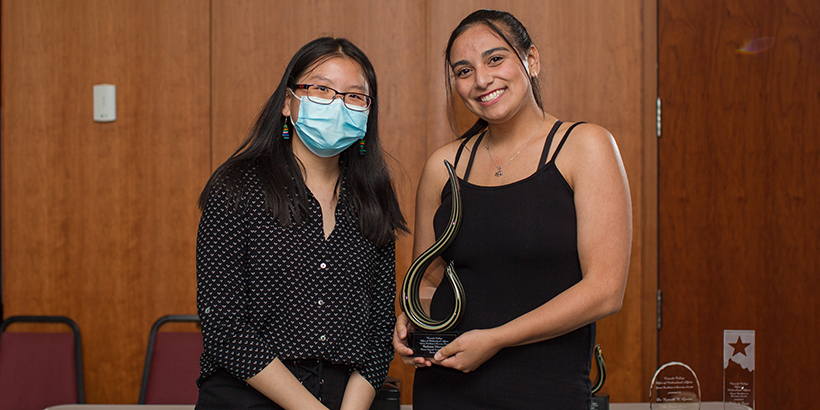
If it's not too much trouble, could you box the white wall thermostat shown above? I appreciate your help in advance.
[93,84,116,122]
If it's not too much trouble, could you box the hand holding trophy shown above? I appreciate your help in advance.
[400,160,466,357]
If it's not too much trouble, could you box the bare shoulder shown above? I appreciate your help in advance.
[422,139,469,184]
[557,122,626,187]
[565,122,617,151]
[428,138,467,166]
[558,122,622,162]
[415,138,474,214]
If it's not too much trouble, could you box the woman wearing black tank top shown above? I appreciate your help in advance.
[393,10,632,409]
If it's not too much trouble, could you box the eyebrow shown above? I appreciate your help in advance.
[450,46,512,69]
[306,75,368,93]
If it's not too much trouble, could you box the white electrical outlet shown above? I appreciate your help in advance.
[93,84,116,122]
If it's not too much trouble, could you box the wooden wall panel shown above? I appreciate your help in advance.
[1,0,210,403]
[659,0,820,405]
[424,1,655,402]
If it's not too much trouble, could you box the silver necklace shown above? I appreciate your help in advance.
[485,117,546,177]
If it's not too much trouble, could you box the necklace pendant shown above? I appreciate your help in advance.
[495,170,504,177]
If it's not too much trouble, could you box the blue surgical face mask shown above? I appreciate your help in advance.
[289,90,368,158]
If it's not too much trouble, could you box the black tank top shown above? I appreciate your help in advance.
[413,121,594,410]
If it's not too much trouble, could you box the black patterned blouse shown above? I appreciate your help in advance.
[195,167,396,391]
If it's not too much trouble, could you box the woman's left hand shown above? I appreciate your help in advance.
[430,328,503,373]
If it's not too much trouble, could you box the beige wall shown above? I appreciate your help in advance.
[1,0,656,403]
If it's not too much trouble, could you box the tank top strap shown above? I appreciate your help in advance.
[453,134,472,169]
[460,130,487,182]
[542,121,586,165]
[537,120,565,166]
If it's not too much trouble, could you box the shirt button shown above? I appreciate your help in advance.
[320,262,327,269]
[319,335,327,342]
[205,307,210,314]
[318,300,325,306]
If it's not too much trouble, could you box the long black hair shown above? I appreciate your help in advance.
[199,37,408,247]
[444,9,544,139]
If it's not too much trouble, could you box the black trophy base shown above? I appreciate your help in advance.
[409,332,461,357]
[590,394,609,410]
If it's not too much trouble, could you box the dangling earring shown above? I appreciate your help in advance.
[282,121,290,140]
[359,139,366,155]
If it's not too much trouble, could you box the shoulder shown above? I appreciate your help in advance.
[211,159,261,183]
[558,122,621,162]
[556,122,625,188]
[414,139,468,209]
[205,161,264,205]
[427,139,463,166]
[422,135,479,183]
[564,122,616,150]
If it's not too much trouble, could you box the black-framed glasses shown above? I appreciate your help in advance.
[291,84,372,111]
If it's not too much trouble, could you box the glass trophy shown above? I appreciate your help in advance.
[650,362,701,409]
[723,330,754,410]
[400,160,465,357]
[590,345,609,410]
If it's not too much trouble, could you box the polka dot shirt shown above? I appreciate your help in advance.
[195,166,396,391]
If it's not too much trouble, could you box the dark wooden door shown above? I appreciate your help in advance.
[659,0,819,407]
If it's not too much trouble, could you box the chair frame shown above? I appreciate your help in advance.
[138,314,201,404]
[0,315,85,403]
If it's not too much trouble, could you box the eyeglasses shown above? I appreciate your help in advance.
[291,84,372,111]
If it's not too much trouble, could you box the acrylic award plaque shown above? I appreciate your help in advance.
[724,330,754,410]
[400,160,465,357]
[649,362,701,409]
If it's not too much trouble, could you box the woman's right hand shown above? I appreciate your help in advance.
[393,312,432,368]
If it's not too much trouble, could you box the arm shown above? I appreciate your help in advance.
[434,124,632,372]
[197,181,327,409]
[393,144,458,367]
[247,361,329,410]
[340,371,377,410]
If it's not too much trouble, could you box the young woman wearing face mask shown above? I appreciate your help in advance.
[392,10,632,409]
[195,37,407,410]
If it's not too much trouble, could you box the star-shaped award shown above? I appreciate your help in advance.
[729,336,751,357]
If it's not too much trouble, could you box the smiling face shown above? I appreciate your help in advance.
[448,24,540,124]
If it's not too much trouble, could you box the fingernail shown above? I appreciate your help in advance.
[434,353,442,360]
